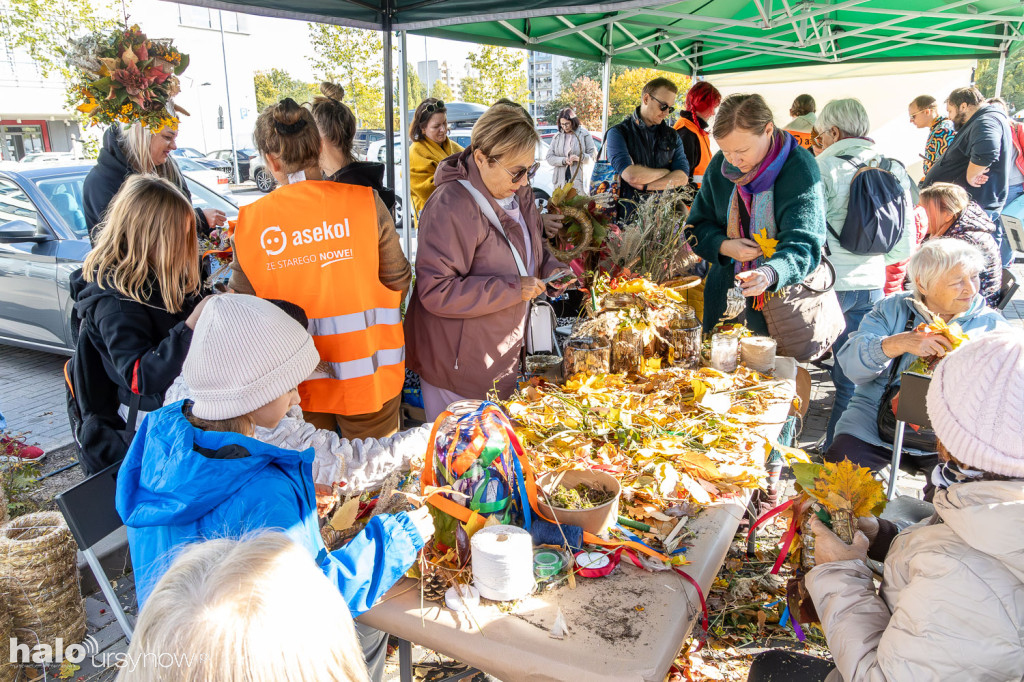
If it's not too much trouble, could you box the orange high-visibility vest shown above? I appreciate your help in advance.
[786,129,815,151]
[674,115,712,187]
[235,181,404,416]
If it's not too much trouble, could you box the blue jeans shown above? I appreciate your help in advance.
[987,208,1015,268]
[825,288,884,450]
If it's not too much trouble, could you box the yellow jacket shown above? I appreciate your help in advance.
[409,137,463,217]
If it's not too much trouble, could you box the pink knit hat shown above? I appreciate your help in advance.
[927,330,1024,478]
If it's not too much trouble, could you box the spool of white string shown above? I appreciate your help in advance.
[471,525,535,601]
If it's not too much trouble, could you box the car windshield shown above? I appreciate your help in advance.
[32,169,236,240]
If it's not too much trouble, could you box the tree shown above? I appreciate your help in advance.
[976,56,1024,112]
[254,69,320,112]
[307,23,386,128]
[609,67,692,126]
[556,57,627,90]
[461,45,529,105]
[0,0,119,79]
[405,65,427,105]
[429,79,454,101]
[546,76,605,130]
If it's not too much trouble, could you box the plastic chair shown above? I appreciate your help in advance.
[54,461,135,641]
[886,372,933,500]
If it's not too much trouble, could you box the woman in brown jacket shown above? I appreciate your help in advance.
[404,103,573,420]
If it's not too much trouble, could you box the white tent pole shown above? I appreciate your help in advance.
[399,31,413,258]
[601,25,612,133]
[996,47,1007,97]
[218,10,239,184]
[384,23,396,191]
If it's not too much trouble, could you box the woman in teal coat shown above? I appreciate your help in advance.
[685,94,826,333]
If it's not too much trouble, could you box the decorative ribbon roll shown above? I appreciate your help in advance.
[471,525,536,601]
[573,550,618,578]
[534,548,569,580]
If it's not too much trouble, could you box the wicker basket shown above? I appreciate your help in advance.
[0,598,16,682]
[0,512,87,649]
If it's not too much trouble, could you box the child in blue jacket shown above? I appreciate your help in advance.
[115,294,433,615]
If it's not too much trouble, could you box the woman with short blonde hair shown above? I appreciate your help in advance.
[71,174,207,473]
[405,101,573,420]
[117,533,370,682]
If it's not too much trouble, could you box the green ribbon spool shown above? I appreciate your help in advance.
[533,549,566,579]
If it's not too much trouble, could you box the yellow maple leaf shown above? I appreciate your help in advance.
[752,230,778,258]
[808,459,887,518]
[58,661,81,679]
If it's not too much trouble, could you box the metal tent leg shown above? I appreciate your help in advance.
[83,547,134,641]
[887,421,906,500]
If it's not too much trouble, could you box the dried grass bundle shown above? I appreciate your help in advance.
[606,189,701,283]
[0,512,86,649]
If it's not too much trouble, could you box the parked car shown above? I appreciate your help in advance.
[353,130,387,162]
[20,152,77,164]
[176,156,230,189]
[249,153,276,193]
[404,101,487,129]
[0,163,238,355]
[206,148,258,182]
[170,147,232,174]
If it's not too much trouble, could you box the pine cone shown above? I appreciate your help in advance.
[421,569,448,603]
[321,525,343,551]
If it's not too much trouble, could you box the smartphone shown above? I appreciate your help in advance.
[542,271,576,285]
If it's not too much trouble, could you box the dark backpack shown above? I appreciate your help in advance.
[827,154,909,255]
[64,298,141,477]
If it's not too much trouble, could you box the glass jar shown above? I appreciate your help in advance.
[670,307,702,369]
[710,333,739,372]
[563,336,611,376]
[525,354,564,383]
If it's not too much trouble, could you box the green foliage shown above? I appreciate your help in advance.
[253,68,320,113]
[557,57,627,89]
[429,79,454,101]
[0,0,119,79]
[460,45,529,106]
[0,460,41,519]
[404,64,427,105]
[546,76,605,130]
[976,56,1024,112]
[609,67,692,126]
[307,23,387,128]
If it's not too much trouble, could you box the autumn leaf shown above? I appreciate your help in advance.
[58,661,81,679]
[808,459,887,518]
[753,230,778,258]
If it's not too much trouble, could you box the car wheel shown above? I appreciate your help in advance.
[393,196,403,231]
[255,168,276,193]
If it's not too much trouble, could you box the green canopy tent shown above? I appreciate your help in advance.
[178,0,1024,251]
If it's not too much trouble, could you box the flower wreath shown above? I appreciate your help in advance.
[66,24,190,133]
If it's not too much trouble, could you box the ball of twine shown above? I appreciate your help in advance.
[0,512,86,649]
[0,598,16,682]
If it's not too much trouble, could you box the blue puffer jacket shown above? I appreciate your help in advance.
[115,401,424,614]
[834,292,1009,451]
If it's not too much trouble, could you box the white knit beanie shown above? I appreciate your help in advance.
[927,330,1024,478]
[184,295,320,420]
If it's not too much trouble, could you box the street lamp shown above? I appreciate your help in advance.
[197,82,212,153]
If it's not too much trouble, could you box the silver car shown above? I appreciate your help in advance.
[0,163,238,355]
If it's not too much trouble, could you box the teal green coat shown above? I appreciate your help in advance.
[685,147,826,334]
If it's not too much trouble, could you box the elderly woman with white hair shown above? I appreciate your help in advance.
[824,238,1009,491]
[815,97,916,449]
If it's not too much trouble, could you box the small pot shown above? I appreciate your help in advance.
[536,469,622,535]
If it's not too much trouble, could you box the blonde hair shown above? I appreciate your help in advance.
[920,182,971,217]
[471,102,539,161]
[121,122,184,186]
[117,533,370,682]
[253,98,321,174]
[83,175,199,314]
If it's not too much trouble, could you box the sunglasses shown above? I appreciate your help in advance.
[422,100,445,116]
[908,109,930,121]
[492,157,540,183]
[649,93,676,115]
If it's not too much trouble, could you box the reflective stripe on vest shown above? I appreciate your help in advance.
[235,181,404,416]
[675,115,712,187]
[309,308,403,336]
[317,347,406,382]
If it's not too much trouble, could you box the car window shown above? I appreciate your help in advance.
[184,177,238,215]
[0,179,40,230]
[36,177,88,238]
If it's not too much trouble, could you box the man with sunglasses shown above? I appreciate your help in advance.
[606,77,690,221]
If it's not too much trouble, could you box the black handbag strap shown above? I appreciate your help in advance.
[883,310,917,390]
[125,392,142,436]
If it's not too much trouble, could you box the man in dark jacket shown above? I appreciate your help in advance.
[606,77,690,221]
[83,126,217,244]
[922,86,1013,253]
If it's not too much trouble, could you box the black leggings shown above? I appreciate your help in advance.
[747,650,836,682]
